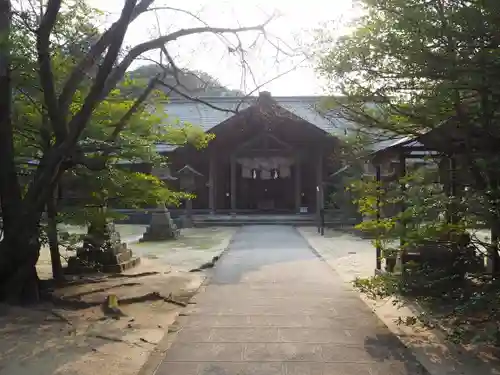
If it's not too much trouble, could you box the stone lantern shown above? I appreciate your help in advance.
[141,164,180,241]
[152,165,178,182]
[178,165,202,191]
[177,165,203,227]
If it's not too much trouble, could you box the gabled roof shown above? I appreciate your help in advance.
[161,94,352,135]
[155,94,358,153]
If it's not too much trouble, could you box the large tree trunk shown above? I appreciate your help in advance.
[0,0,43,303]
[0,0,21,235]
[0,225,42,303]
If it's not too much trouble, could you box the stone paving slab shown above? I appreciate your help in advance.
[178,314,385,329]
[155,226,428,375]
[174,326,392,344]
[157,361,420,375]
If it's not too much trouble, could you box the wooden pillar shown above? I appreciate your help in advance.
[375,164,382,271]
[316,153,324,231]
[447,156,458,225]
[209,153,216,214]
[399,151,407,247]
[396,151,407,272]
[295,161,301,214]
[316,153,324,213]
[186,196,193,219]
[230,155,236,212]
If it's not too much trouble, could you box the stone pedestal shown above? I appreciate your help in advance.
[140,204,180,241]
[181,214,193,228]
[66,221,140,274]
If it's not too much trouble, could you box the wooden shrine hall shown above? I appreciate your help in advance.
[161,92,341,215]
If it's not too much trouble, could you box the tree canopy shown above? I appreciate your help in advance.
[126,64,244,97]
[318,0,500,221]
[318,0,500,134]
[0,0,274,302]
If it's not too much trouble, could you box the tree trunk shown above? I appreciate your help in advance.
[0,0,42,304]
[0,0,22,236]
[489,179,500,276]
[0,226,42,303]
[47,185,63,282]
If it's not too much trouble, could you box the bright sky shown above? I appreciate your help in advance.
[88,0,357,96]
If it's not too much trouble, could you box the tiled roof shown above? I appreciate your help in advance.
[161,95,352,136]
[155,95,354,152]
[163,96,250,133]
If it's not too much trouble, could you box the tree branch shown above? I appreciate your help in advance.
[64,3,163,172]
[109,75,160,142]
[138,52,221,95]
[102,21,272,101]
[22,0,139,217]
[145,6,237,48]
[236,57,308,111]
[155,79,236,114]
[36,0,65,142]
[72,76,163,171]
[152,39,302,114]
[65,0,138,145]
[57,0,155,118]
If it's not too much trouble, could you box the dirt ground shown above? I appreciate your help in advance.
[0,226,236,375]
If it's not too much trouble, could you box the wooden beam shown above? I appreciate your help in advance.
[234,149,296,157]
[234,131,293,154]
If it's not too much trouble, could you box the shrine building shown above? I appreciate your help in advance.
[159,92,344,216]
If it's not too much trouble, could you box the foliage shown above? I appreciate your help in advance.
[317,0,500,345]
[326,133,367,212]
[10,1,211,220]
[124,64,244,97]
[318,0,500,123]
[0,0,271,301]
[348,163,500,344]
[0,2,210,283]
[317,0,500,198]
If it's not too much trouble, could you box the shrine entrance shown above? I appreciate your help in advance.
[236,156,296,211]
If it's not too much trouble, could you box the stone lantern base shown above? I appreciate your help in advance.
[66,221,140,274]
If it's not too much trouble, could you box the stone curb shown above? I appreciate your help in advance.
[136,228,240,375]
[296,227,500,375]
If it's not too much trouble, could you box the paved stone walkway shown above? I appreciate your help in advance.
[156,226,427,375]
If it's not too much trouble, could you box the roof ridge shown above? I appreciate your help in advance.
[165,95,332,103]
